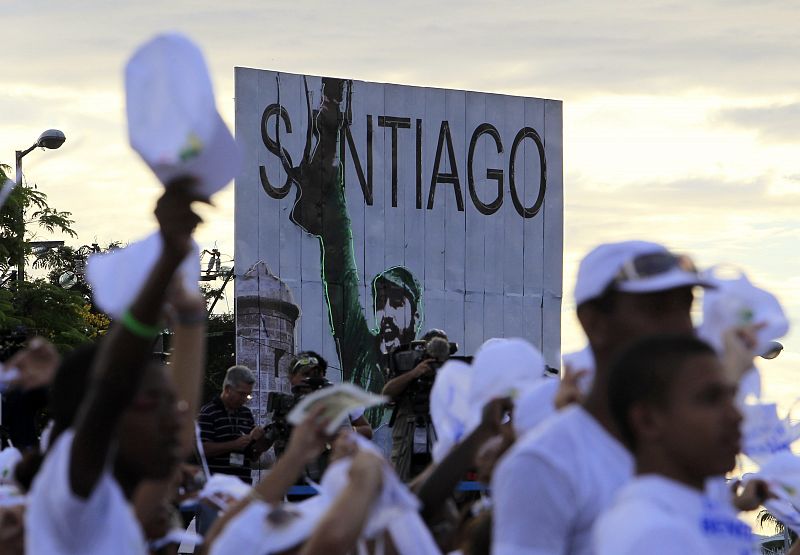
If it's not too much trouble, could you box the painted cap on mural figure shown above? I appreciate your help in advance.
[372,267,422,308]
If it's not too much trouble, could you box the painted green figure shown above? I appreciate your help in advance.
[281,77,422,426]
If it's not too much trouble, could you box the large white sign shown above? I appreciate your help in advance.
[234,68,563,424]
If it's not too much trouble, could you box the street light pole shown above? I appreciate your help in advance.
[13,129,66,282]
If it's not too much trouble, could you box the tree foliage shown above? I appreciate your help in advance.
[203,312,235,403]
[0,279,108,352]
[0,163,77,282]
[0,163,107,352]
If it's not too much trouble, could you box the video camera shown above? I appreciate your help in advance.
[387,336,462,427]
[388,337,459,380]
[262,376,333,455]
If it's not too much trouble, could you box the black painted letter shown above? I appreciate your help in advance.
[259,103,294,199]
[427,121,465,211]
[509,127,547,218]
[343,115,374,206]
[378,116,411,207]
[467,123,504,215]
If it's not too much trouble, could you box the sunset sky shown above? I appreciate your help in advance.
[4,1,800,422]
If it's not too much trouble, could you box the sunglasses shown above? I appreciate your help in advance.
[291,355,319,374]
[613,252,698,284]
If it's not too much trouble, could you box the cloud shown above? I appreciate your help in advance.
[715,103,800,143]
[5,0,800,104]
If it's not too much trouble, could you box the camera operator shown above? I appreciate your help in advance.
[284,351,372,438]
[382,329,452,482]
[263,352,373,479]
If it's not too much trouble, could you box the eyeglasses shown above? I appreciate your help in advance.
[233,389,253,400]
[614,252,698,284]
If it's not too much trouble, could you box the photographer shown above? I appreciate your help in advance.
[382,329,452,481]
[268,352,372,455]
[199,365,269,484]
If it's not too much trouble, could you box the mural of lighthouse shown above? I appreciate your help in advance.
[236,261,301,427]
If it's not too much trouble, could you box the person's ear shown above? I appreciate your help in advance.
[577,304,611,350]
[629,403,668,445]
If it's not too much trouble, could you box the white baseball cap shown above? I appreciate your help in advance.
[125,33,240,199]
[574,240,711,306]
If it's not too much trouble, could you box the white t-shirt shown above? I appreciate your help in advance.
[593,475,757,555]
[26,429,147,555]
[492,406,633,555]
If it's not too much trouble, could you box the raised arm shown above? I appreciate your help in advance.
[417,396,512,521]
[166,283,208,457]
[289,79,373,385]
[70,180,202,498]
[203,406,331,548]
[299,450,383,555]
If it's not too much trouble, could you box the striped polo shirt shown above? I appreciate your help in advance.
[198,396,256,483]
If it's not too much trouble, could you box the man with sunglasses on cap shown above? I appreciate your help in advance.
[287,351,372,439]
[199,365,269,484]
[492,241,712,555]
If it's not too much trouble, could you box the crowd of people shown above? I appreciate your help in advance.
[1,180,799,555]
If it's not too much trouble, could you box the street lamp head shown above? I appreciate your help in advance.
[36,129,66,150]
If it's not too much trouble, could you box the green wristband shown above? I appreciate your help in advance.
[121,310,162,339]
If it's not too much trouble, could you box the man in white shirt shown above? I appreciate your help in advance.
[593,334,780,555]
[492,241,711,555]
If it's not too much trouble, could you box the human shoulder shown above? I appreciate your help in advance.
[199,397,224,416]
[594,477,710,555]
[595,505,708,555]
[510,406,593,460]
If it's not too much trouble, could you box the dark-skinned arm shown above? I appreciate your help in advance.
[417,397,513,521]
[69,180,202,498]
[203,406,331,549]
[299,450,383,555]
[168,284,208,457]
[350,414,373,439]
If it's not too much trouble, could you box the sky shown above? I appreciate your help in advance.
[3,2,800,427]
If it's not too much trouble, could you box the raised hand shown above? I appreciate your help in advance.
[555,364,588,409]
[5,337,59,391]
[722,323,765,383]
[284,405,334,464]
[477,396,514,437]
[155,177,204,258]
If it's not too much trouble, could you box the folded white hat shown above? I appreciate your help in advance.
[198,473,253,512]
[0,484,25,508]
[286,382,387,435]
[513,379,559,437]
[86,232,200,319]
[740,402,800,464]
[429,359,473,462]
[126,33,240,198]
[0,446,21,485]
[697,266,789,358]
[466,338,545,434]
[746,452,800,534]
[209,496,329,555]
